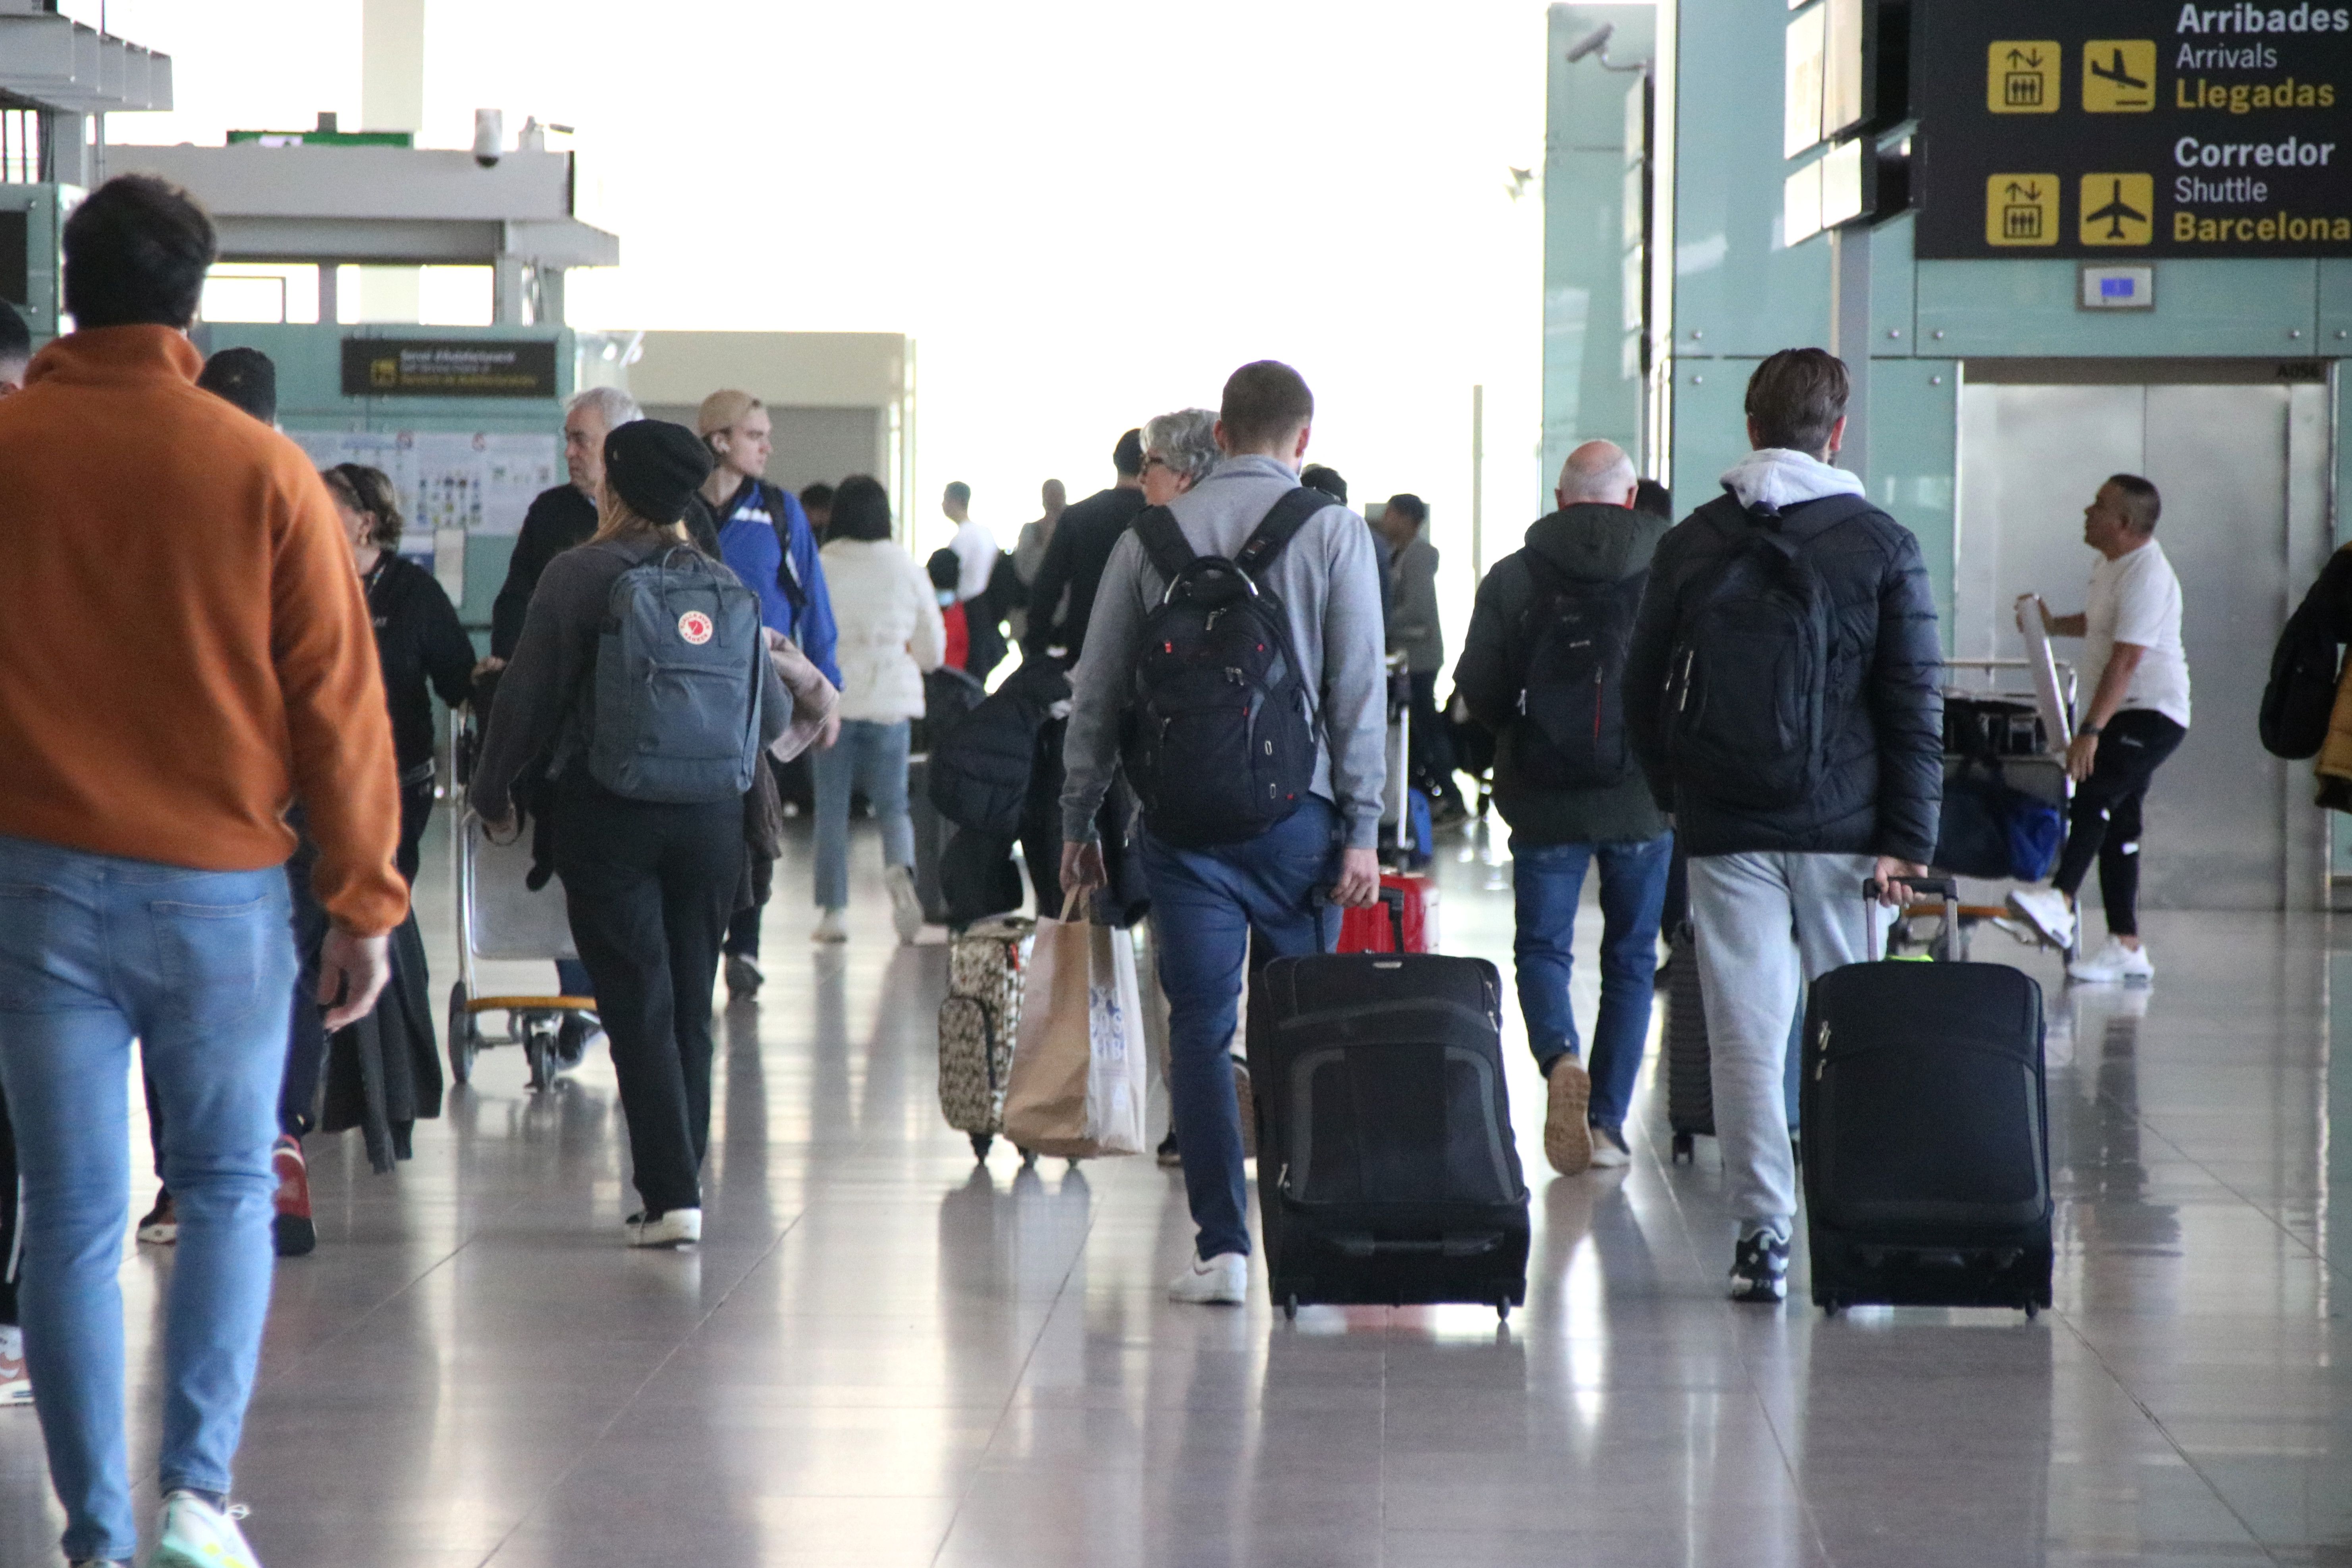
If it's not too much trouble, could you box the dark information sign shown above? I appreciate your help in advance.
[341,338,559,399]
[1915,0,2352,258]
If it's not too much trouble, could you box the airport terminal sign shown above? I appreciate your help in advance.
[1915,0,2352,258]
[341,338,560,399]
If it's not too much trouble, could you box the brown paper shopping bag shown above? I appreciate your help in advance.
[1001,894,1148,1158]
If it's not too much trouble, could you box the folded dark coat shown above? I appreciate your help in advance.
[321,912,442,1173]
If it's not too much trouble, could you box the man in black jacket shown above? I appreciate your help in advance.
[1622,348,1941,1304]
[1456,440,1671,1180]
[1022,428,1147,663]
[490,386,642,660]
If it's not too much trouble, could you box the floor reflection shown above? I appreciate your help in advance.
[0,822,2342,1566]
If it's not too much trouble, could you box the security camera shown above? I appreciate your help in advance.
[472,108,503,168]
[1565,23,1615,63]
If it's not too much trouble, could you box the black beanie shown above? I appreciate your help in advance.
[603,418,712,525]
[198,346,278,424]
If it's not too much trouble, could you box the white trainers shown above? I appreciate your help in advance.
[2068,935,2154,984]
[884,864,924,945]
[2006,886,2076,950]
[0,1325,29,1406]
[153,1490,262,1568]
[1168,1252,1248,1305]
[625,1208,702,1248]
[1586,1122,1632,1169]
[812,907,848,944]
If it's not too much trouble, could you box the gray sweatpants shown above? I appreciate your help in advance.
[1687,850,1889,1242]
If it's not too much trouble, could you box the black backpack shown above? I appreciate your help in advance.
[2261,599,2340,759]
[1662,495,1871,812]
[1510,550,1645,789]
[929,658,1069,837]
[1122,488,1326,849]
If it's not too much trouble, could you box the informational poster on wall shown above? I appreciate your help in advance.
[293,430,559,538]
[293,429,559,601]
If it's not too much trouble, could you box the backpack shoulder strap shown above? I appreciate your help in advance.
[1233,486,1328,579]
[1132,505,1193,585]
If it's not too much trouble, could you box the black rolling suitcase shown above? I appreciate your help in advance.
[1247,947,1531,1321]
[1801,877,2053,1316]
[1663,924,1713,1161]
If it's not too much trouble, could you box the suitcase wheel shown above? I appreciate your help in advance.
[1017,1146,1038,1168]
[1283,1295,1298,1322]
[2023,1301,2039,1321]
[1496,1298,1511,1324]
[969,1132,994,1163]
[522,1022,553,1092]
[1671,1132,1695,1164]
[447,982,478,1086]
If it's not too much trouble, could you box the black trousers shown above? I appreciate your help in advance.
[2052,709,2187,938]
[1407,671,1461,811]
[554,775,741,1213]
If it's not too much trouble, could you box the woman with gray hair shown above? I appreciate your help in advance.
[1142,407,1220,504]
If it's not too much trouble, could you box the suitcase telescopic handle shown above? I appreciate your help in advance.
[1862,875,1959,962]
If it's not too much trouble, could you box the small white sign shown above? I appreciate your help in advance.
[2080,265,2154,310]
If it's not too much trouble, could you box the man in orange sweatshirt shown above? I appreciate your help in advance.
[0,176,405,1568]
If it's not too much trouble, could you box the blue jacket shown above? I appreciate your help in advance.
[715,479,841,687]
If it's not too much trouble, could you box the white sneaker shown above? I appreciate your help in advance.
[153,1491,262,1568]
[1586,1122,1632,1169]
[0,1325,29,1406]
[884,865,924,945]
[625,1208,702,1248]
[1168,1252,1248,1305]
[2006,886,2076,949]
[2068,936,2154,984]
[812,907,848,944]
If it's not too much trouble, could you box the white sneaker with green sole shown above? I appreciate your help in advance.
[153,1491,262,1568]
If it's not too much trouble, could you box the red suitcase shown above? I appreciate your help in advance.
[1337,874,1439,955]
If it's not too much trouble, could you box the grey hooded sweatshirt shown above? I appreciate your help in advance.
[1454,502,1673,846]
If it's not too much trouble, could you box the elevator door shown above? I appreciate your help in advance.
[1954,379,2331,912]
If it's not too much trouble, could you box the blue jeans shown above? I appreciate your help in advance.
[1511,831,1673,1128]
[1139,796,1343,1261]
[812,719,915,911]
[0,834,294,1563]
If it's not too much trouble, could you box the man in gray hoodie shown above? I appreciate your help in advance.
[1623,349,1941,1305]
[1061,360,1387,1307]
[1455,440,1671,1181]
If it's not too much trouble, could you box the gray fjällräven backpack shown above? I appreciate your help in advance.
[586,542,765,803]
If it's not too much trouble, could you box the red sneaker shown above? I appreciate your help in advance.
[272,1136,315,1257]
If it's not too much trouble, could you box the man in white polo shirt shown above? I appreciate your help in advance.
[2009,473,2190,982]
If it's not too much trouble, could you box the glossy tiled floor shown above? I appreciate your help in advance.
[3,815,2347,1566]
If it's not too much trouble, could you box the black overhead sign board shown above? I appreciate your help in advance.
[1914,0,2352,258]
[341,338,559,399]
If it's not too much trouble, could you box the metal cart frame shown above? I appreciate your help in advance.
[446,706,597,1090]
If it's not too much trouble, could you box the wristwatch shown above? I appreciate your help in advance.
[2078,723,2103,737]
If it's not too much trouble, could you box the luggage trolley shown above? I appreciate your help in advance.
[446,706,597,1090]
[1895,622,2080,963]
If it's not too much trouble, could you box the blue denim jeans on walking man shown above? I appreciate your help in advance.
[0,833,294,1564]
[1139,795,1343,1262]
[1511,831,1673,1130]
[812,718,915,911]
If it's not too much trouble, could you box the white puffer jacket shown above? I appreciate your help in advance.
[819,538,947,722]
